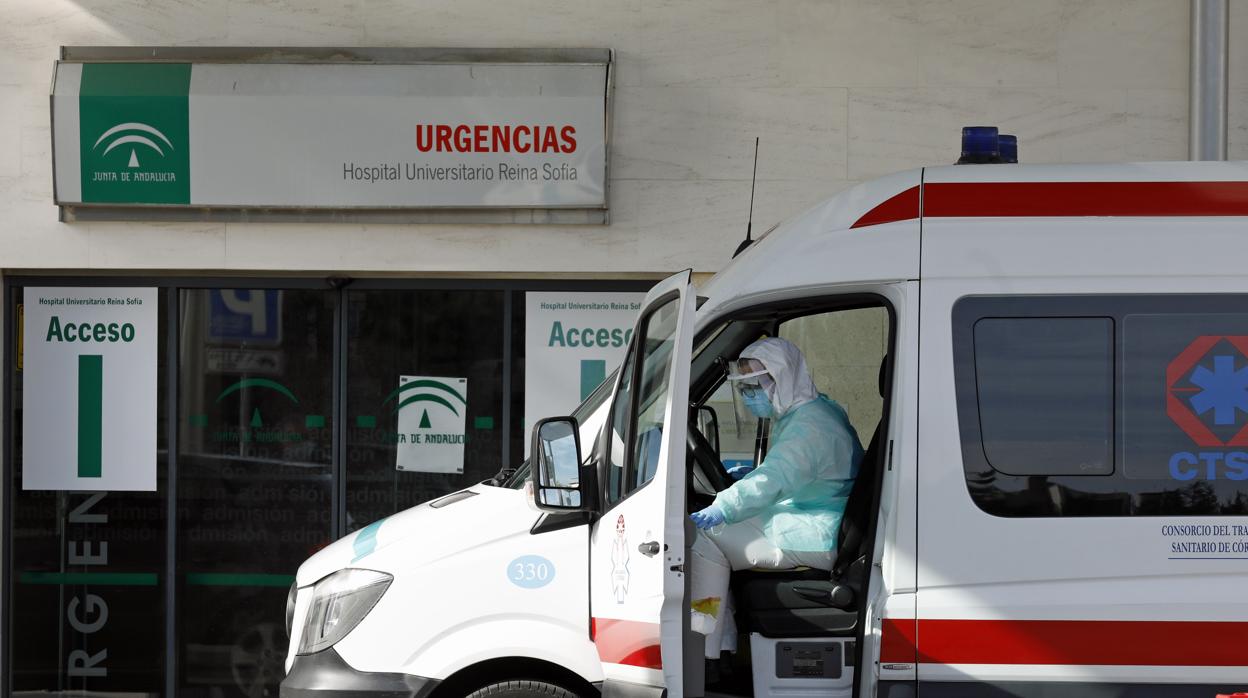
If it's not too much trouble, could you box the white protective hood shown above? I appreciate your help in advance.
[739,337,819,417]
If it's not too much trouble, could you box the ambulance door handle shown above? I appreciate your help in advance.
[638,541,662,557]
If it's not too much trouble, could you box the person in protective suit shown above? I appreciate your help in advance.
[687,336,863,657]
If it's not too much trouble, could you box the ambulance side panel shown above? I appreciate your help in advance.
[917,212,1248,694]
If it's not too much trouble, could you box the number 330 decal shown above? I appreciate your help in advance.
[508,555,556,589]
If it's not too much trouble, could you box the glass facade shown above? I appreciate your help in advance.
[3,277,650,698]
[8,287,169,696]
[344,289,506,532]
[177,289,335,697]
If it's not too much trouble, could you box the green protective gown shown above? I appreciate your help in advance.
[714,337,864,553]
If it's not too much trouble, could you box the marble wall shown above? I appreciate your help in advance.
[0,0,1217,275]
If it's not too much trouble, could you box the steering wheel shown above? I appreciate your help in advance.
[687,418,732,493]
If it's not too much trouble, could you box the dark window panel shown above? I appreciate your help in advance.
[176,289,333,698]
[344,290,505,531]
[973,317,1113,476]
[954,295,1248,517]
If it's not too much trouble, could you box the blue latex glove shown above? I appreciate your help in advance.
[726,463,755,480]
[690,505,726,530]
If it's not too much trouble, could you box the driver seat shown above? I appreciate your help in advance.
[733,358,889,637]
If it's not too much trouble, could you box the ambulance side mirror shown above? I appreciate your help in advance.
[530,416,590,512]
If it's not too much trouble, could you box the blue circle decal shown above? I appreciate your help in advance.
[507,555,556,589]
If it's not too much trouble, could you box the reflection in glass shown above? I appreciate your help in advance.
[538,489,583,508]
[177,289,333,698]
[630,299,680,489]
[604,342,636,506]
[536,419,579,488]
[345,290,504,531]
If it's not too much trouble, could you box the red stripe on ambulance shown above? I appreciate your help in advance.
[851,180,1248,227]
[591,617,663,670]
[879,617,918,664]
[915,619,1248,666]
[849,186,920,228]
[926,181,1248,218]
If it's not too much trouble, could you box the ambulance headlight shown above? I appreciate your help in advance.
[297,569,392,655]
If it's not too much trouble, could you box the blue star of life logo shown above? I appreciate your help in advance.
[1189,355,1248,426]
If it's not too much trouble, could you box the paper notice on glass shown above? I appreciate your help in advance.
[395,375,467,474]
[23,287,159,491]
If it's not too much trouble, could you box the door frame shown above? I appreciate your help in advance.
[685,284,910,698]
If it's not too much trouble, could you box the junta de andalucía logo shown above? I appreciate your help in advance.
[91,122,177,180]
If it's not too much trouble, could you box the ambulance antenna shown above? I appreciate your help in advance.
[732,137,760,258]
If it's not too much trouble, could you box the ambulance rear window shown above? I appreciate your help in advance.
[953,295,1248,517]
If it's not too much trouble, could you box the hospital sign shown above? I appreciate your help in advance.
[52,57,609,214]
[22,287,159,491]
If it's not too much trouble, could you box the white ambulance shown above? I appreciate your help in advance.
[281,159,1248,698]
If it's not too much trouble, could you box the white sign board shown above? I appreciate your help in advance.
[395,375,468,474]
[524,292,645,455]
[23,287,158,491]
[52,60,608,214]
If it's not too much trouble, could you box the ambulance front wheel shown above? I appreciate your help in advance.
[465,679,580,698]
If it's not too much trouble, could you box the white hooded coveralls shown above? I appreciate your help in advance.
[690,337,864,655]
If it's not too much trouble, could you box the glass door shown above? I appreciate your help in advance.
[176,289,334,698]
[343,289,505,532]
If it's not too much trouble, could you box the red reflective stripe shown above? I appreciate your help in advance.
[917,619,1248,666]
[923,181,1248,218]
[880,617,918,664]
[602,617,1248,669]
[850,186,920,228]
[850,180,1248,228]
[619,645,664,670]
[592,617,662,669]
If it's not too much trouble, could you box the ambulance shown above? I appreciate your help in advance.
[281,153,1248,698]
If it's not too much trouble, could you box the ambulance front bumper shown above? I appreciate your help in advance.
[281,648,440,698]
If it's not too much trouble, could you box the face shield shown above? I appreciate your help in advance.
[726,358,775,400]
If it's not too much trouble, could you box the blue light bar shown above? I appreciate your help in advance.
[998,134,1018,163]
[957,126,1001,164]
